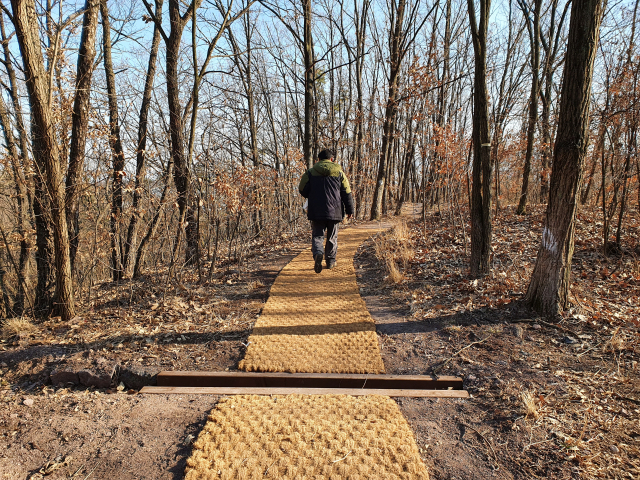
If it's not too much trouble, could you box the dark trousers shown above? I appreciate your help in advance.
[311,220,339,261]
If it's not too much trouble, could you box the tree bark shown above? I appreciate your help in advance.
[101,0,125,281]
[467,0,493,277]
[10,0,84,320]
[525,0,605,315]
[516,0,541,215]
[66,0,100,273]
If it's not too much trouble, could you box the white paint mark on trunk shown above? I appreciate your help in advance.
[542,226,557,254]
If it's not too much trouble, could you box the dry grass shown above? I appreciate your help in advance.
[373,220,414,283]
[486,324,503,335]
[1,317,37,339]
[386,257,405,284]
[444,324,463,334]
[521,390,539,419]
[603,326,625,354]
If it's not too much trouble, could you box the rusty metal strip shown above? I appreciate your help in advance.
[156,371,464,390]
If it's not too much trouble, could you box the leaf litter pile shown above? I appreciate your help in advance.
[355,205,639,479]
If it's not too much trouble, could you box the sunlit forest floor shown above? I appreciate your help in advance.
[0,204,638,479]
[355,204,639,479]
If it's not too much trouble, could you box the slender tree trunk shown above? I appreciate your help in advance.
[516,0,541,214]
[303,0,315,169]
[0,13,32,314]
[396,127,416,215]
[123,0,164,274]
[539,0,570,203]
[66,0,100,274]
[134,161,173,278]
[525,0,605,314]
[164,0,201,267]
[0,94,30,313]
[101,0,125,281]
[11,0,88,320]
[467,0,493,277]
[371,0,406,220]
[581,120,606,204]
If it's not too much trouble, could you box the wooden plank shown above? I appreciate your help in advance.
[140,386,470,398]
[156,371,463,390]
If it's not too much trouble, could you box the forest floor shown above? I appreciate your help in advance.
[0,205,639,479]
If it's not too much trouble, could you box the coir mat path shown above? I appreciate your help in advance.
[185,222,430,479]
[239,224,387,374]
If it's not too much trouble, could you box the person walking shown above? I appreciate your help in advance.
[299,149,354,273]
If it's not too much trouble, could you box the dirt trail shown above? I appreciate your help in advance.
[185,220,430,479]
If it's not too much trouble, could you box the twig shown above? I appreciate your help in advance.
[612,393,640,405]
[264,459,277,476]
[576,342,603,357]
[463,423,500,470]
[510,318,579,337]
[523,438,554,451]
[82,460,103,480]
[433,335,491,375]
[332,450,352,464]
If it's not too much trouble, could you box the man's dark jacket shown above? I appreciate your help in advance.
[299,160,354,221]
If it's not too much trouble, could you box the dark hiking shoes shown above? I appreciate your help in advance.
[326,260,336,269]
[314,254,323,273]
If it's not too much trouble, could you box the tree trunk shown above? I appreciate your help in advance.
[303,0,315,169]
[539,0,570,203]
[66,0,100,274]
[0,13,33,314]
[123,0,164,274]
[516,0,541,215]
[101,0,125,281]
[134,160,173,278]
[165,0,201,267]
[371,0,406,221]
[525,0,605,315]
[11,0,82,320]
[0,94,30,314]
[32,173,56,314]
[467,0,493,277]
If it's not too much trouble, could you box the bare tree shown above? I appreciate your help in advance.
[515,0,541,215]
[525,0,605,314]
[142,0,202,268]
[101,0,126,281]
[8,0,100,319]
[370,0,434,220]
[123,0,164,275]
[66,0,101,272]
[467,0,492,277]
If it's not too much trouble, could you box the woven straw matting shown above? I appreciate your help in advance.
[186,220,429,479]
[238,226,386,374]
[185,394,429,480]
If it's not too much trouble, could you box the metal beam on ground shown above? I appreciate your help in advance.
[140,386,470,398]
[154,371,465,391]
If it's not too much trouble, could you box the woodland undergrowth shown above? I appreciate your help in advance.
[370,204,640,479]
